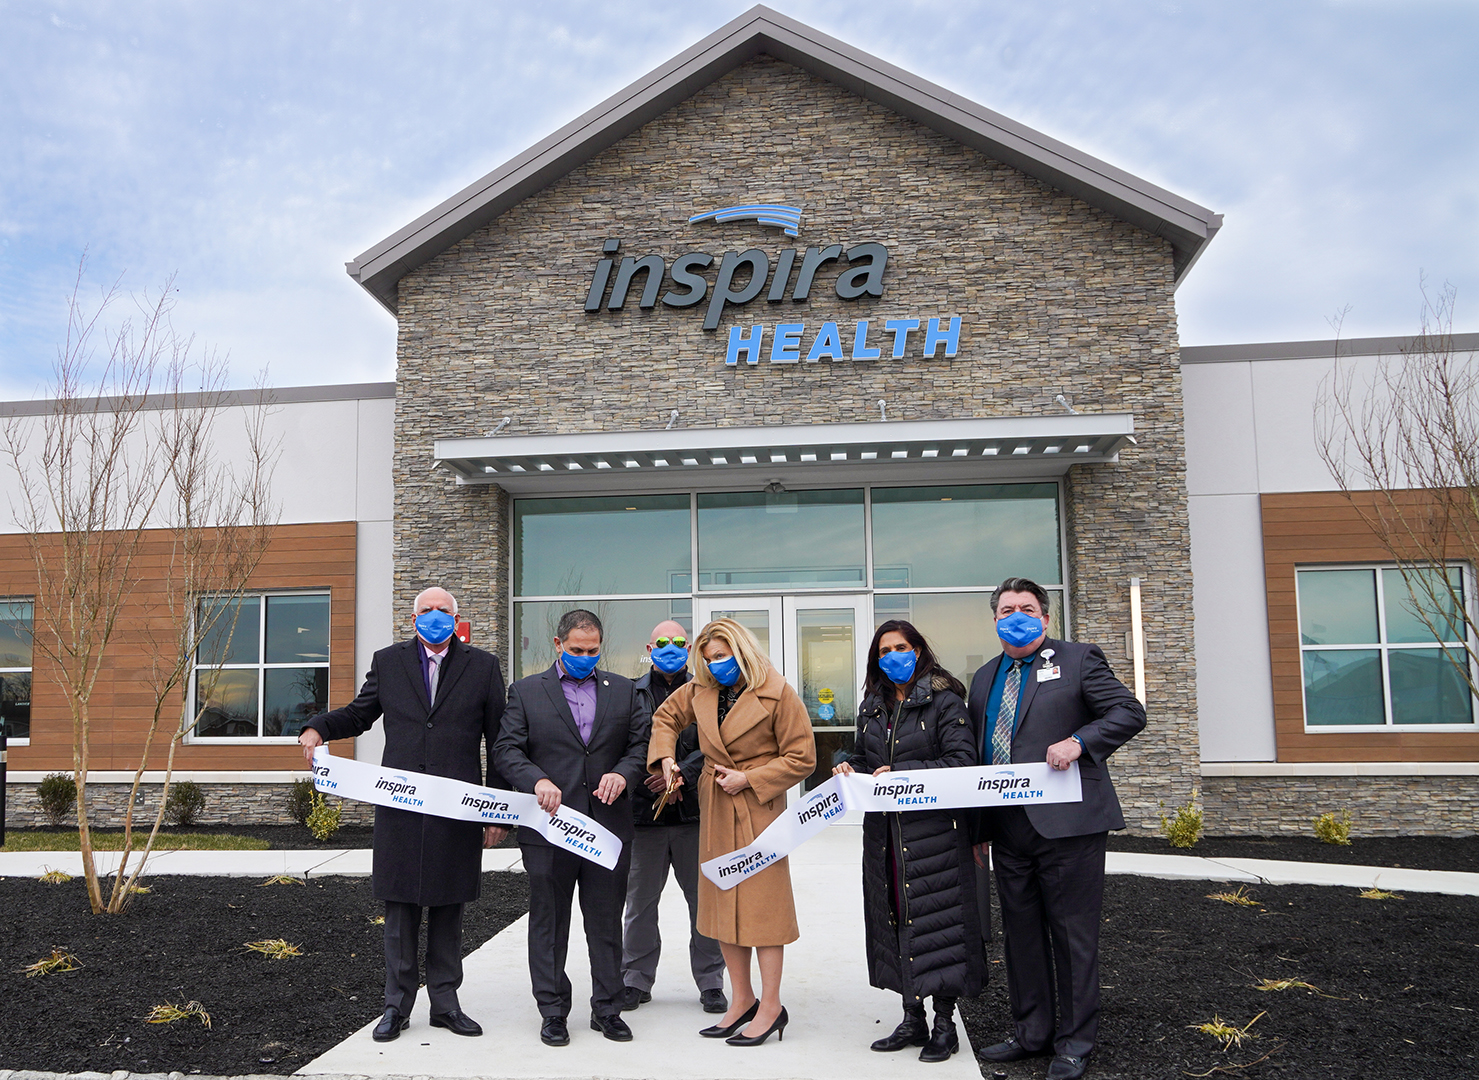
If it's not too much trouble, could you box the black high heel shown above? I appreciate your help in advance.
[700,999,758,1038]
[725,1006,788,1046]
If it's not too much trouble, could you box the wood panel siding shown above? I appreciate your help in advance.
[1262,492,1479,761]
[1,522,357,772]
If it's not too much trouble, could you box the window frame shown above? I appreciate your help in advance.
[507,480,1069,681]
[1295,562,1479,732]
[185,588,333,744]
[0,597,34,746]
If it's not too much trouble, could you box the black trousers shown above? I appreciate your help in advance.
[383,900,464,1015]
[988,808,1107,1058]
[522,841,631,1019]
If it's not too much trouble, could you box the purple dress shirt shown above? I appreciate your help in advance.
[557,656,598,744]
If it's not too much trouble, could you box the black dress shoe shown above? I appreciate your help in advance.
[700,999,759,1038]
[372,1007,408,1042]
[591,1012,634,1041]
[918,1016,959,1063]
[429,1008,483,1037]
[977,1036,1050,1063]
[540,1016,569,1046]
[700,988,729,1013]
[617,985,651,1010]
[725,1005,788,1046]
[1047,1053,1088,1079]
[871,1007,928,1051]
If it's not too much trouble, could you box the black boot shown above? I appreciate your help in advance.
[871,1003,929,1052]
[919,997,959,1062]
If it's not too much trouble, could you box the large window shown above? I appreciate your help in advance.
[510,483,1065,684]
[0,600,33,742]
[1297,566,1475,728]
[191,592,331,740]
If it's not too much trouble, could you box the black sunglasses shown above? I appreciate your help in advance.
[654,636,687,648]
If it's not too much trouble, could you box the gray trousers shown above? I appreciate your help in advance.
[383,901,464,1015]
[620,821,725,993]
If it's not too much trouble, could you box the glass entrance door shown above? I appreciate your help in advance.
[694,594,870,795]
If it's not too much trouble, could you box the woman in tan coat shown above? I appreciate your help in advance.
[648,618,815,1046]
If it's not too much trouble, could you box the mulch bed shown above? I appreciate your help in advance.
[3,853,1476,1079]
[0,871,528,1075]
[959,876,1479,1080]
[1107,833,1479,874]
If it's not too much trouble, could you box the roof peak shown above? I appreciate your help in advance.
[348,4,1221,315]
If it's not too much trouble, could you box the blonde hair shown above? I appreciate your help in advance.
[692,618,772,690]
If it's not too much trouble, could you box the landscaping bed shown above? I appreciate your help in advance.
[0,871,529,1075]
[1107,832,1479,873]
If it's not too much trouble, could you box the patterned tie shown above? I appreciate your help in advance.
[991,659,1024,766]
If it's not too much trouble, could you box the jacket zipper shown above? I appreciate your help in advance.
[886,696,918,997]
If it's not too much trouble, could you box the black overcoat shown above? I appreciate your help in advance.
[304,636,506,907]
[848,673,988,1004]
[492,664,650,848]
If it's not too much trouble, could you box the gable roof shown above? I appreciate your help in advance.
[346,4,1222,315]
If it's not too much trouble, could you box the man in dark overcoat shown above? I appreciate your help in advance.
[969,577,1146,1080]
[493,608,649,1047]
[299,586,507,1042]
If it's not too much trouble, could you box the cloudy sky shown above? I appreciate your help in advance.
[2,0,1475,398]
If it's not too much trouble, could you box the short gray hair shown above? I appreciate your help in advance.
[556,608,602,641]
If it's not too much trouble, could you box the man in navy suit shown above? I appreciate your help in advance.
[300,586,506,1043]
[969,578,1146,1080]
[494,608,649,1047]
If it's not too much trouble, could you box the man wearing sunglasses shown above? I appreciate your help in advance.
[618,620,728,1016]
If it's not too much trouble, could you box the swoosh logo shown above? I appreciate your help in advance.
[688,204,803,237]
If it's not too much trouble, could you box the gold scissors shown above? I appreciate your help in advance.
[653,767,682,819]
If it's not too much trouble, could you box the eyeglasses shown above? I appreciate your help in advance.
[654,636,687,648]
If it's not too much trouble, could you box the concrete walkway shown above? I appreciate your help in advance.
[0,847,522,879]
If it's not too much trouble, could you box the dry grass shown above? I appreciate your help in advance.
[258,874,305,887]
[146,1001,212,1028]
[2,831,269,852]
[22,948,82,977]
[1192,1011,1265,1052]
[367,914,385,926]
[1359,887,1405,901]
[243,939,303,960]
[1206,885,1261,907]
[37,868,73,884]
[1252,977,1320,993]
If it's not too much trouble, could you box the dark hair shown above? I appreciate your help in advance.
[556,608,603,642]
[990,577,1050,616]
[864,620,966,702]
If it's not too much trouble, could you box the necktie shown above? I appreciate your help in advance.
[428,653,441,707]
[991,659,1024,766]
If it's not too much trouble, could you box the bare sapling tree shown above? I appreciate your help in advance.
[1316,279,1479,698]
[1,261,279,913]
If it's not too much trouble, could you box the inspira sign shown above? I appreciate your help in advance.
[582,204,962,365]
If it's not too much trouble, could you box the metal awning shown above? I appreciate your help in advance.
[433,413,1136,494]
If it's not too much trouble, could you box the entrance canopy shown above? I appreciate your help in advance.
[434,413,1135,494]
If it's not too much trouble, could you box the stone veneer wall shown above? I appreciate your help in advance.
[1202,776,1479,836]
[3,782,374,829]
[390,56,1198,833]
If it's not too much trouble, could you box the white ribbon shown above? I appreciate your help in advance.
[701,761,1083,889]
[311,748,623,870]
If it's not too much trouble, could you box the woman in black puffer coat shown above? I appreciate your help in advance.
[833,619,986,1063]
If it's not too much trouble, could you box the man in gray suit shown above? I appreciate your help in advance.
[968,578,1146,1080]
[494,609,649,1046]
[299,587,506,1042]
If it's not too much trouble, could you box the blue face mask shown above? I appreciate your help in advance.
[997,611,1045,649]
[707,655,742,686]
[561,651,600,680]
[415,609,456,646]
[651,644,689,674]
[878,649,918,685]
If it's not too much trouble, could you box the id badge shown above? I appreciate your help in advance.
[1037,665,1061,683]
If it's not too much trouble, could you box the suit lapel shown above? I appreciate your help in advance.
[590,671,614,740]
[1012,638,1057,739]
[693,685,734,767]
[428,638,470,717]
[716,666,784,746]
[400,641,430,717]
[541,665,583,743]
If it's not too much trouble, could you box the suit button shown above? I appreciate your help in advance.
[427,722,433,728]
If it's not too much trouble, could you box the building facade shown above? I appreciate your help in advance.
[4,7,1475,835]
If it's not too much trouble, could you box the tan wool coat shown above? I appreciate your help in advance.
[648,666,817,947]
